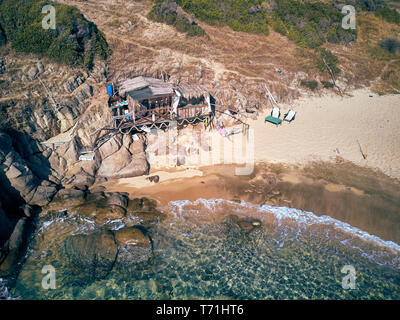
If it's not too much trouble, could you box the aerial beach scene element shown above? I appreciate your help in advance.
[0,0,399,300]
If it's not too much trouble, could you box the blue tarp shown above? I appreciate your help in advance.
[106,84,114,96]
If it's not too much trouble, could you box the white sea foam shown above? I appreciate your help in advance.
[0,278,17,300]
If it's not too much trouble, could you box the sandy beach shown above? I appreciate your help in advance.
[248,88,400,179]
[98,88,400,243]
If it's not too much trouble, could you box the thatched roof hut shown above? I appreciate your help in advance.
[175,83,209,100]
[119,76,174,100]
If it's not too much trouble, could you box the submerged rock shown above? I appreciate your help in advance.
[0,217,32,276]
[97,136,149,179]
[63,230,118,281]
[114,226,153,268]
[106,192,129,209]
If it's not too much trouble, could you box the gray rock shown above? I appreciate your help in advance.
[27,66,39,80]
[53,187,86,202]
[97,147,149,178]
[0,203,12,246]
[114,226,153,267]
[8,218,29,251]
[59,138,80,164]
[63,230,118,281]
[29,181,58,206]
[37,61,45,73]
[98,136,122,160]
[0,132,12,163]
[89,185,106,194]
[4,151,40,203]
[63,73,85,93]
[74,83,93,104]
[21,204,34,218]
[106,192,129,209]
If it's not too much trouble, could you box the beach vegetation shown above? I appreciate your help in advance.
[374,7,400,24]
[0,0,110,68]
[379,38,400,54]
[148,1,207,37]
[149,0,360,48]
[300,80,318,90]
[316,48,340,77]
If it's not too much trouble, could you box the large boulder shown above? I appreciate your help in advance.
[97,136,122,160]
[97,135,149,179]
[63,230,118,281]
[62,226,153,281]
[57,138,80,165]
[73,191,128,223]
[3,151,40,203]
[0,132,58,206]
[0,132,12,163]
[96,146,132,176]
[97,147,149,178]
[74,83,93,104]
[0,202,12,246]
[55,107,77,133]
[0,217,31,276]
[28,180,58,206]
[47,150,68,178]
[114,226,153,268]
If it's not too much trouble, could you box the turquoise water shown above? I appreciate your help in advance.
[6,199,400,299]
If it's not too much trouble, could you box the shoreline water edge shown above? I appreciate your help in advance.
[1,88,400,300]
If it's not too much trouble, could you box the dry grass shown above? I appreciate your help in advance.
[55,0,399,100]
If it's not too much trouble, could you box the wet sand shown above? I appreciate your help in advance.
[101,161,400,244]
[247,89,400,179]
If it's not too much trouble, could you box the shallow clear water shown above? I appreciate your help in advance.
[8,199,400,300]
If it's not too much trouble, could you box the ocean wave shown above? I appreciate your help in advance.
[0,278,17,300]
[167,198,400,266]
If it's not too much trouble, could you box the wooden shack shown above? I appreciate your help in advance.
[108,76,212,131]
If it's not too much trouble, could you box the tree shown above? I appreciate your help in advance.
[316,48,342,93]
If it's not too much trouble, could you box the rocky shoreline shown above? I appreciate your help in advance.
[0,184,164,292]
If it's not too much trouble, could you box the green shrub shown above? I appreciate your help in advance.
[272,17,287,36]
[374,8,400,24]
[150,0,358,48]
[0,0,110,68]
[149,1,207,37]
[321,80,334,88]
[379,38,400,55]
[300,80,318,90]
[316,48,340,76]
[150,0,269,36]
